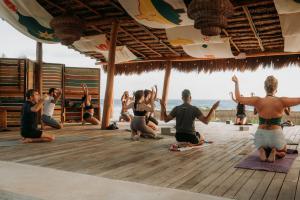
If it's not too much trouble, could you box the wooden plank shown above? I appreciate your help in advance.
[223,170,255,198]
[234,170,267,200]
[263,173,286,200]
[249,172,275,200]
[277,159,300,200]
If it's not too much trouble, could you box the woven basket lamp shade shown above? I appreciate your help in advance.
[50,13,85,45]
[187,0,234,36]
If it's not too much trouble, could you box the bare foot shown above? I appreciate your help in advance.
[259,147,267,162]
[131,131,140,141]
[267,148,276,163]
[21,138,33,143]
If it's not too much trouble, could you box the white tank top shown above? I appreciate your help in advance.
[43,96,55,117]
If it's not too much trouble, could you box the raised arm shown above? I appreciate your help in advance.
[198,101,220,124]
[230,92,237,103]
[154,85,158,100]
[31,94,46,112]
[280,97,300,107]
[121,93,126,102]
[125,102,134,110]
[160,100,174,122]
[81,83,88,96]
[232,75,259,106]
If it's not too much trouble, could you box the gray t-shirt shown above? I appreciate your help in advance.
[170,103,203,134]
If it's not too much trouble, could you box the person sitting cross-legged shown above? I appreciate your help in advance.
[160,89,220,145]
[21,89,55,143]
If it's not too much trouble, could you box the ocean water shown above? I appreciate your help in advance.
[101,99,300,120]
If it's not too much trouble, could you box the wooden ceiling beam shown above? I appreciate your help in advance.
[118,26,162,57]
[231,0,273,8]
[222,29,240,52]
[91,25,148,58]
[127,47,147,58]
[43,0,66,12]
[73,0,102,16]
[242,6,265,51]
[98,51,300,64]
[72,0,150,58]
[134,23,181,56]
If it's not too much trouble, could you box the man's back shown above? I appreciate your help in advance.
[170,103,202,134]
[21,101,37,131]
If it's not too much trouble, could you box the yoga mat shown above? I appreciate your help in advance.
[170,143,210,152]
[235,149,298,173]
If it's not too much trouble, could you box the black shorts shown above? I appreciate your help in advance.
[83,112,92,120]
[236,114,246,119]
[175,132,201,144]
[21,129,43,138]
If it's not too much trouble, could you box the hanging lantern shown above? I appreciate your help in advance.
[187,0,234,36]
[50,13,85,45]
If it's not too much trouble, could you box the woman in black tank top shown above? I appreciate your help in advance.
[81,83,100,125]
[126,89,157,140]
[230,92,247,125]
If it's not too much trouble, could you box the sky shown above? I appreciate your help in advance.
[1,19,300,100]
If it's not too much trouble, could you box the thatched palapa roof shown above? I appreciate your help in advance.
[35,0,300,74]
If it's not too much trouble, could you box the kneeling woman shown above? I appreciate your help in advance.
[232,75,300,162]
[81,84,100,125]
[127,89,157,140]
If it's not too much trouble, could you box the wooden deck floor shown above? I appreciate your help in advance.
[0,122,300,200]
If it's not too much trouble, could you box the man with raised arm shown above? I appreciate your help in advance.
[21,89,55,143]
[160,89,220,145]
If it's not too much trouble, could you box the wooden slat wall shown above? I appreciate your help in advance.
[64,67,100,122]
[42,63,64,122]
[0,58,26,127]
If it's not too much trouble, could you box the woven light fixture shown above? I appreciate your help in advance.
[187,0,234,36]
[50,13,85,45]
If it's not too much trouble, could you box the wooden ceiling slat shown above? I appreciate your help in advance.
[36,0,288,67]
[119,26,162,57]
[222,29,240,52]
[134,24,181,56]
[242,6,264,51]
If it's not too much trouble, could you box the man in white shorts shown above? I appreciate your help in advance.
[42,88,63,129]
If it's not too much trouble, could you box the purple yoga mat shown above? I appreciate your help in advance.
[235,149,298,173]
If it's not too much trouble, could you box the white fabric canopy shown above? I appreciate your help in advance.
[118,0,193,29]
[73,34,137,64]
[166,25,223,46]
[0,0,58,43]
[182,38,234,59]
[274,0,300,52]
[274,0,300,14]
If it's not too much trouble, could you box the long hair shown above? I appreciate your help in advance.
[134,90,144,108]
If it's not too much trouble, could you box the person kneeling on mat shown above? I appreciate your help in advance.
[21,89,55,143]
[42,88,63,129]
[160,89,220,145]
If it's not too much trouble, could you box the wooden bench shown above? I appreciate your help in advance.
[0,106,21,129]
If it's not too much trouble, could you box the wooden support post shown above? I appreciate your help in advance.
[36,42,43,94]
[161,62,172,120]
[98,68,102,121]
[101,20,119,129]
[0,110,7,129]
[36,42,43,125]
[61,65,65,123]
